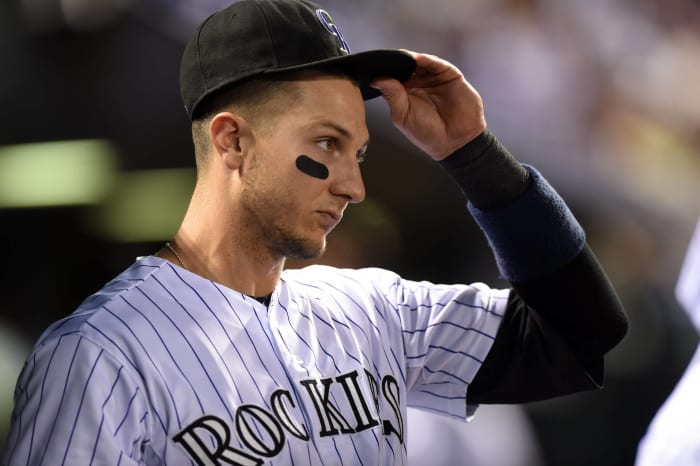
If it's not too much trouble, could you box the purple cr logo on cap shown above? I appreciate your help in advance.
[316,9,350,54]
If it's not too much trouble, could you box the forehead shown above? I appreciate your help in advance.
[281,74,369,138]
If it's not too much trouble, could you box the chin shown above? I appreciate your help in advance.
[276,235,326,261]
[290,241,326,260]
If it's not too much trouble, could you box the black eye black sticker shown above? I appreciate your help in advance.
[295,155,329,180]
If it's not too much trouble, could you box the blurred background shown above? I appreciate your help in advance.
[1,0,700,464]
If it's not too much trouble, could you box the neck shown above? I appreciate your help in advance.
[168,230,285,297]
[162,183,285,297]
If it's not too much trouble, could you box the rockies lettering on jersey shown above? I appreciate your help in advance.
[174,370,402,465]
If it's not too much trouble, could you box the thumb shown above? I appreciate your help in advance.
[370,78,409,122]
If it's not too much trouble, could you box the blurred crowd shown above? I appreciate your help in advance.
[363,0,700,224]
[2,0,700,464]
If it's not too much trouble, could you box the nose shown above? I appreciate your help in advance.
[330,157,366,204]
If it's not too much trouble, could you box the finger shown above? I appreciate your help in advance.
[396,50,451,76]
[404,52,462,87]
[370,77,409,122]
[413,53,457,74]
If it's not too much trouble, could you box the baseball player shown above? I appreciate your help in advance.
[4,0,628,464]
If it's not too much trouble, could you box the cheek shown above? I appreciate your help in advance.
[247,151,326,214]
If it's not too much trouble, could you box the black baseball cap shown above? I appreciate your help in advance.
[180,0,417,120]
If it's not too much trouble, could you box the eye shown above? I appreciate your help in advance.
[356,150,366,164]
[316,138,335,152]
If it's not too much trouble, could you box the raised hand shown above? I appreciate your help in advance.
[371,51,486,160]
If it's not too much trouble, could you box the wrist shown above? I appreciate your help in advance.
[439,130,529,209]
[430,123,487,161]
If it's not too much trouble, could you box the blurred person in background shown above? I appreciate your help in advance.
[635,218,700,465]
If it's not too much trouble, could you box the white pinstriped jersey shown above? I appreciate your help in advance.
[5,255,509,465]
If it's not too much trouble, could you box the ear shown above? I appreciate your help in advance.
[209,112,250,170]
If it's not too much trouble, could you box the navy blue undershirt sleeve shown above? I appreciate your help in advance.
[439,129,585,282]
[467,165,586,282]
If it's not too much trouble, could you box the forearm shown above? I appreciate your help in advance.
[439,129,586,282]
[440,130,627,344]
[439,131,628,402]
[438,129,529,210]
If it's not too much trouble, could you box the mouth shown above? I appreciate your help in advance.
[317,210,343,230]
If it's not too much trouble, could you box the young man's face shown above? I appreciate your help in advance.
[240,74,369,260]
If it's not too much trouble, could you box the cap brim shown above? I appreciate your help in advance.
[262,49,417,100]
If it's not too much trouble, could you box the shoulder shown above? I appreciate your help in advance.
[34,256,172,351]
[280,266,406,319]
[18,256,184,401]
[282,265,402,294]
[281,265,506,310]
[283,264,400,281]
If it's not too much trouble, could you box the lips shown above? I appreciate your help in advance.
[321,210,343,222]
[317,210,343,230]
[321,210,341,221]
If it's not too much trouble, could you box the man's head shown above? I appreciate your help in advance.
[179,0,416,121]
[188,70,368,261]
[178,0,416,260]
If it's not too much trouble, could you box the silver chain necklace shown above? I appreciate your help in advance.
[164,242,186,269]
[163,242,271,306]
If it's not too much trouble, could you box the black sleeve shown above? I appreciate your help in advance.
[438,129,629,404]
[468,244,628,404]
